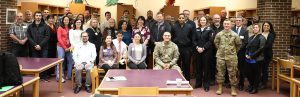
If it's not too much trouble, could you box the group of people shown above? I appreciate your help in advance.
[9,7,275,96]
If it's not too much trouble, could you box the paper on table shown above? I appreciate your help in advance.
[105,76,127,81]
[166,80,189,85]
[0,86,14,91]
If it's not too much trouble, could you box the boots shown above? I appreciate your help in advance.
[216,84,223,95]
[231,86,237,96]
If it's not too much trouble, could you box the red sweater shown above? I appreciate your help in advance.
[57,26,71,49]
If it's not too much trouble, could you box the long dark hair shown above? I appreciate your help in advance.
[262,21,275,34]
[60,16,71,28]
[133,32,143,44]
[73,19,83,30]
[118,20,128,31]
[102,35,115,51]
[76,14,85,23]
[136,16,146,27]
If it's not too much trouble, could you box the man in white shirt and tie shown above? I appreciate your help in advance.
[231,16,249,91]
[112,32,128,69]
[72,32,97,94]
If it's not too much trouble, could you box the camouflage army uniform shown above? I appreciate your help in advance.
[153,41,182,72]
[214,30,242,87]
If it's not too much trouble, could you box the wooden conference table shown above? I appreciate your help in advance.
[0,76,39,97]
[97,70,193,95]
[17,57,64,93]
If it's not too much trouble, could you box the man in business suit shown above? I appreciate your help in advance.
[231,16,249,91]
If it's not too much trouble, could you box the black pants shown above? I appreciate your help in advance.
[178,47,192,81]
[101,64,118,73]
[246,61,262,89]
[11,43,28,57]
[128,61,147,69]
[95,47,100,65]
[195,51,212,88]
[261,58,271,85]
[238,51,246,86]
[210,48,217,82]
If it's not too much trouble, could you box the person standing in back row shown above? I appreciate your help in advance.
[193,16,214,92]
[214,19,241,96]
[231,16,249,91]
[172,13,194,81]
[9,13,29,57]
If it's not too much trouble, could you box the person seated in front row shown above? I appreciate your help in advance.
[72,32,97,94]
[112,32,128,69]
[99,35,118,72]
[128,33,147,69]
[153,31,182,72]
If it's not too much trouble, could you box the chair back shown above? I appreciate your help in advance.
[278,58,294,69]
[118,87,159,96]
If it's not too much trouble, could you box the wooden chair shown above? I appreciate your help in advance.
[272,58,278,90]
[71,65,105,89]
[292,77,300,97]
[118,87,159,96]
[90,66,99,94]
[276,57,294,97]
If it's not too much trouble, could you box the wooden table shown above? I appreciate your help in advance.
[0,76,40,97]
[96,70,193,95]
[17,57,64,94]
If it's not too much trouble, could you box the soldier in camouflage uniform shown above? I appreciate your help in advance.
[214,19,241,96]
[153,32,181,72]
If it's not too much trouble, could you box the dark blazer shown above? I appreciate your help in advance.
[86,28,102,50]
[246,34,266,61]
[27,21,50,50]
[193,27,214,51]
[150,21,171,43]
[264,32,276,60]
[231,26,249,52]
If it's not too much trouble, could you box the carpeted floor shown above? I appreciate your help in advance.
[22,76,290,97]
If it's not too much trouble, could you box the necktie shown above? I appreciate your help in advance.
[236,27,239,35]
[118,41,122,61]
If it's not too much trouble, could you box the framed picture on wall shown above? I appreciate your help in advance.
[6,8,17,24]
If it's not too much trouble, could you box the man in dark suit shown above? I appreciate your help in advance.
[231,16,249,91]
[211,14,224,86]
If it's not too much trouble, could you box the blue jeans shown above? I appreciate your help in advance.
[56,46,74,81]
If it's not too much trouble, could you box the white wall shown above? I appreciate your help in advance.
[292,0,300,10]
[18,0,299,22]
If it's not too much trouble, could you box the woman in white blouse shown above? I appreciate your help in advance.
[69,19,84,48]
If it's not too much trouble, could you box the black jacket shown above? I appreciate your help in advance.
[246,34,266,61]
[264,32,276,60]
[27,21,50,50]
[145,18,156,30]
[86,28,102,50]
[171,22,194,47]
[0,52,23,87]
[193,27,214,50]
[150,21,171,43]
[232,26,249,52]
[102,27,117,39]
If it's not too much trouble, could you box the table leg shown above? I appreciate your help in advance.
[272,62,275,90]
[59,62,63,93]
[33,79,39,97]
[187,91,191,95]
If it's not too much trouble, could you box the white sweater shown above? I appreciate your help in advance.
[69,29,83,48]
